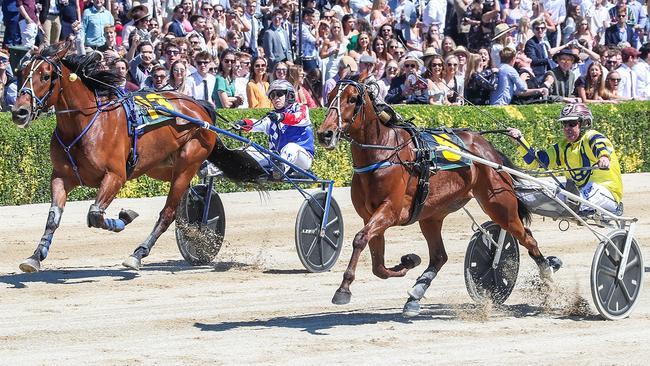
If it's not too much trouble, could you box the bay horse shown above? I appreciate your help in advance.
[10,42,251,272]
[317,75,561,316]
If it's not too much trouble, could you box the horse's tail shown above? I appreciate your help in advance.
[496,149,532,226]
[185,100,266,183]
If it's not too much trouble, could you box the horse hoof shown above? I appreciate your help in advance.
[119,209,139,225]
[403,298,421,317]
[400,254,421,269]
[332,289,351,305]
[122,256,141,270]
[19,257,41,273]
[547,256,563,272]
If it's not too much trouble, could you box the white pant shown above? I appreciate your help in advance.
[246,143,313,172]
[19,20,38,48]
[578,182,619,214]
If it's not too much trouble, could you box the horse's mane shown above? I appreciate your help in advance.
[51,49,123,92]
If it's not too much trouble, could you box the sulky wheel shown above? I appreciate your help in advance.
[175,184,226,266]
[590,229,644,320]
[295,191,344,273]
[464,221,520,305]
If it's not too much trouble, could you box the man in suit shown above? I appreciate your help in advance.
[524,19,553,83]
[262,8,290,71]
[605,5,639,46]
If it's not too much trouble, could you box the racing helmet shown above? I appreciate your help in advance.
[558,103,593,133]
[267,80,296,106]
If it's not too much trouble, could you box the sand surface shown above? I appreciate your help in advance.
[1,174,649,365]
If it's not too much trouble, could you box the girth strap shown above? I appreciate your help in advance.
[403,129,432,226]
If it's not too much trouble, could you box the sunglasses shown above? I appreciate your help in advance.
[562,120,579,128]
[196,60,210,65]
[404,64,417,68]
[431,63,443,67]
[223,59,235,64]
[254,64,267,68]
[0,57,8,63]
[535,26,546,30]
[386,67,398,72]
[269,90,286,99]
[167,50,180,55]
[608,78,621,82]
[447,63,458,66]
[202,7,213,11]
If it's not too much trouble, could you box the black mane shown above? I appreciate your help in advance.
[58,52,123,92]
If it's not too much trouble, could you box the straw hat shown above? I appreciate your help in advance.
[452,46,470,59]
[491,23,517,42]
[398,55,424,69]
[422,47,438,63]
[338,55,358,73]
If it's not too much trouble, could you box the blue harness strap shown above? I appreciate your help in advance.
[353,161,398,173]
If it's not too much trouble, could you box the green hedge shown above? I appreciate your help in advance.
[1,102,649,205]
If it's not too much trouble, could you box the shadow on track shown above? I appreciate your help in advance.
[0,259,252,288]
[194,303,546,335]
[0,268,138,288]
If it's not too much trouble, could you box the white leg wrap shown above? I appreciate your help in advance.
[407,267,437,300]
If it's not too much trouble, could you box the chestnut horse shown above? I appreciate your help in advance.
[317,77,560,316]
[11,42,244,272]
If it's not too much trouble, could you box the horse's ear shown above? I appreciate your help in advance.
[54,40,73,60]
[358,69,370,83]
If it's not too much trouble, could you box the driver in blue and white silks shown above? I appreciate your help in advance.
[237,80,315,174]
[507,103,623,215]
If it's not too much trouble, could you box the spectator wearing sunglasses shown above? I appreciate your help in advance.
[188,51,216,105]
[507,103,623,216]
[602,70,627,100]
[604,6,638,46]
[168,4,188,37]
[524,19,553,82]
[212,49,244,108]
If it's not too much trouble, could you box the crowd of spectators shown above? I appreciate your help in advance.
[1,0,650,111]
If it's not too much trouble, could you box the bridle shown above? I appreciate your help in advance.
[325,79,367,144]
[18,55,62,120]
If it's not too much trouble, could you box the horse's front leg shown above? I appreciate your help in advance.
[19,176,71,273]
[332,202,399,305]
[123,164,199,270]
[86,172,138,233]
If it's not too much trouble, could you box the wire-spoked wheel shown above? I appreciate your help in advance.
[464,221,520,305]
[175,184,226,266]
[295,191,344,273]
[591,229,644,320]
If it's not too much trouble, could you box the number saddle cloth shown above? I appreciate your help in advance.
[398,125,473,225]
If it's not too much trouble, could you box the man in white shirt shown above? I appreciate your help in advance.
[632,45,650,100]
[616,46,640,99]
[187,51,216,106]
[422,0,446,34]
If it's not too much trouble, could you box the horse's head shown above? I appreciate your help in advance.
[318,73,371,150]
[11,41,70,128]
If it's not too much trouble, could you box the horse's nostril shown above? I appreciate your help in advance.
[15,108,29,117]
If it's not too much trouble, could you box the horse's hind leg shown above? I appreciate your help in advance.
[474,175,559,280]
[123,164,200,270]
[19,177,70,273]
[86,172,138,233]
[403,217,447,317]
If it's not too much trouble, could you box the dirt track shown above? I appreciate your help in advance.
[1,174,649,365]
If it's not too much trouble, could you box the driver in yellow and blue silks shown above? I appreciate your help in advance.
[507,103,623,215]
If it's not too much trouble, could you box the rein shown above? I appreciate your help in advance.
[18,56,62,121]
[328,79,412,173]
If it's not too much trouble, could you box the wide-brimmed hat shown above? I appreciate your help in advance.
[128,5,150,23]
[491,23,517,41]
[553,48,579,63]
[422,47,438,61]
[452,46,470,59]
[398,55,424,69]
[359,54,376,64]
[0,49,9,60]
[339,55,358,72]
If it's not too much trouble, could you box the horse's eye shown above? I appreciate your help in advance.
[42,74,51,81]
[348,96,357,104]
